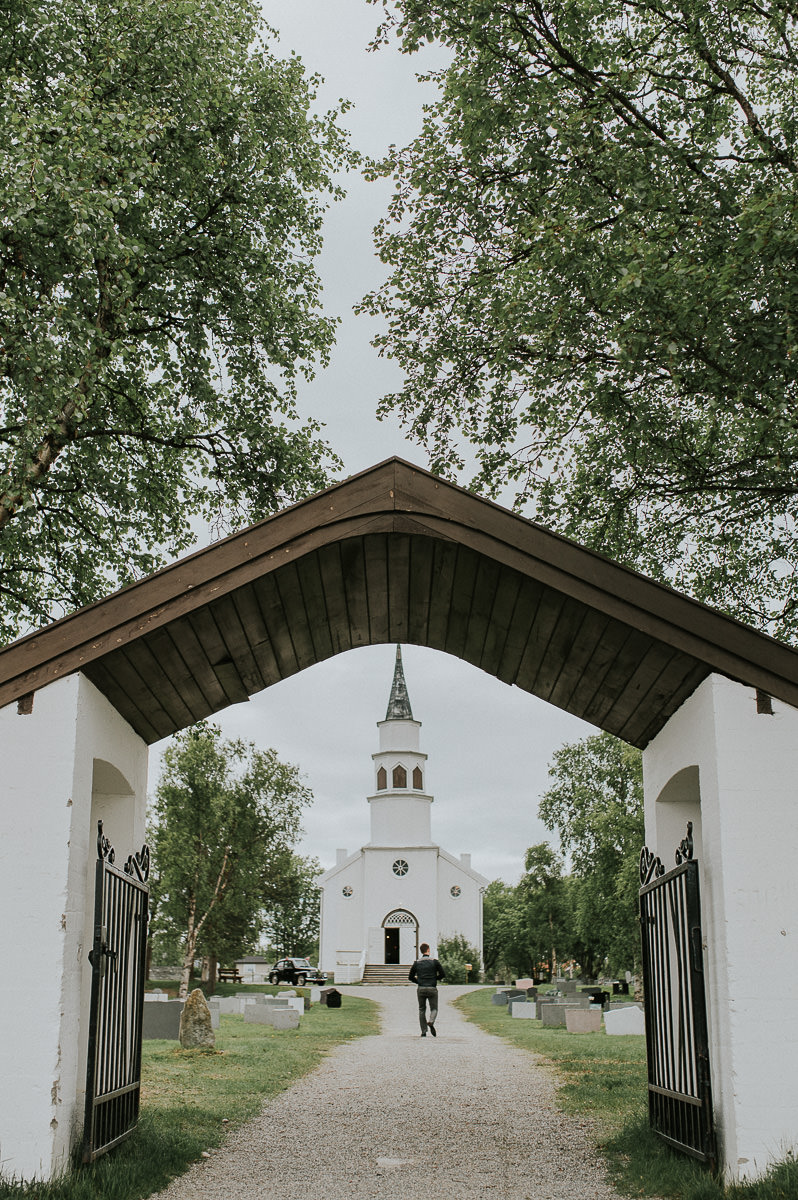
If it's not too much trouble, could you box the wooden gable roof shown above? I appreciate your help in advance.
[2,457,798,747]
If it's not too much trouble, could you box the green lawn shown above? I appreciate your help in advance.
[0,995,378,1200]
[455,989,798,1200]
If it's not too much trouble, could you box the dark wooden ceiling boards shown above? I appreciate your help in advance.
[2,457,798,747]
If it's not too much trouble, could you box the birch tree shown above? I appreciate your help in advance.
[149,723,311,997]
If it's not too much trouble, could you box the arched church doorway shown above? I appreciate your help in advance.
[381,909,418,964]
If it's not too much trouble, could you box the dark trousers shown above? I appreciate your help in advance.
[416,985,438,1032]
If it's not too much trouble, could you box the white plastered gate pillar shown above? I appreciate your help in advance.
[0,673,147,1183]
[643,673,798,1182]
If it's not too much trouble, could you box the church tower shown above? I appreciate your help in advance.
[368,646,432,846]
[317,648,488,982]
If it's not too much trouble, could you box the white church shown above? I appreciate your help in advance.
[318,647,488,982]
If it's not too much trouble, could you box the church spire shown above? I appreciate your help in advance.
[385,645,413,720]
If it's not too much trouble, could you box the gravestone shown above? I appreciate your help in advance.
[561,980,577,994]
[320,988,341,1007]
[214,995,247,1015]
[514,977,536,990]
[270,1008,301,1030]
[540,1003,567,1027]
[142,999,183,1040]
[565,993,592,1008]
[179,988,215,1049]
[244,1004,300,1028]
[491,992,509,1006]
[604,1006,646,1036]
[511,1001,536,1019]
[565,1008,602,1033]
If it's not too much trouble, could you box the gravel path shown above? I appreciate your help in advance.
[150,985,624,1200]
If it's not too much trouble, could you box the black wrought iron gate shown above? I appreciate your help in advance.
[82,821,150,1162]
[639,823,716,1169]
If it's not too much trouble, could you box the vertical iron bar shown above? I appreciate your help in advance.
[639,847,715,1166]
[82,834,150,1162]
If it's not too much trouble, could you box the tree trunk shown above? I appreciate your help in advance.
[179,905,198,999]
[200,955,218,992]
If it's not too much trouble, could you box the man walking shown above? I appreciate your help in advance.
[409,942,445,1037]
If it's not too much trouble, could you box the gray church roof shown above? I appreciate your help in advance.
[385,645,413,720]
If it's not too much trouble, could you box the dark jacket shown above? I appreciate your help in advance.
[409,955,445,987]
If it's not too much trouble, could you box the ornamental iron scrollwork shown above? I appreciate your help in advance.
[640,822,696,885]
[95,820,150,881]
[639,845,665,886]
[675,821,694,865]
[96,820,115,864]
[124,844,150,883]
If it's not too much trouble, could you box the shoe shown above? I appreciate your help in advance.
[428,1023,437,1037]
[421,1032,426,1037]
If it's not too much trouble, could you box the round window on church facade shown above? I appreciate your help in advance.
[392,858,409,877]
[450,885,461,897]
[342,885,353,897]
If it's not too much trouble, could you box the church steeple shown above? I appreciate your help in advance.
[385,645,413,721]
[370,646,430,845]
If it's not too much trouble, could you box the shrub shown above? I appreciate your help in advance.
[437,934,481,984]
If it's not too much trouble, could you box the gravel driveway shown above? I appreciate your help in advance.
[150,985,624,1200]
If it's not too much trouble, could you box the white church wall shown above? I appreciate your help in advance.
[318,854,364,975]
[375,718,421,752]
[363,847,438,959]
[0,674,147,1183]
[436,854,485,960]
[367,794,432,843]
[643,674,798,1182]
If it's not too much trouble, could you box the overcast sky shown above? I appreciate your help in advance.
[148,0,597,885]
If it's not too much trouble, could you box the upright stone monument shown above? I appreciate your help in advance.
[179,988,215,1049]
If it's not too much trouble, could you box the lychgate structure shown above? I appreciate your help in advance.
[1,458,798,1183]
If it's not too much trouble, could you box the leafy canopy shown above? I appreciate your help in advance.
[262,852,322,960]
[363,0,798,636]
[148,722,312,995]
[539,731,644,973]
[0,0,353,640]
[482,846,572,981]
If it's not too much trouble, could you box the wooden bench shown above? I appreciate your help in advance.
[217,968,243,983]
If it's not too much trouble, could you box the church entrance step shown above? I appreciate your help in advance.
[361,965,412,984]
